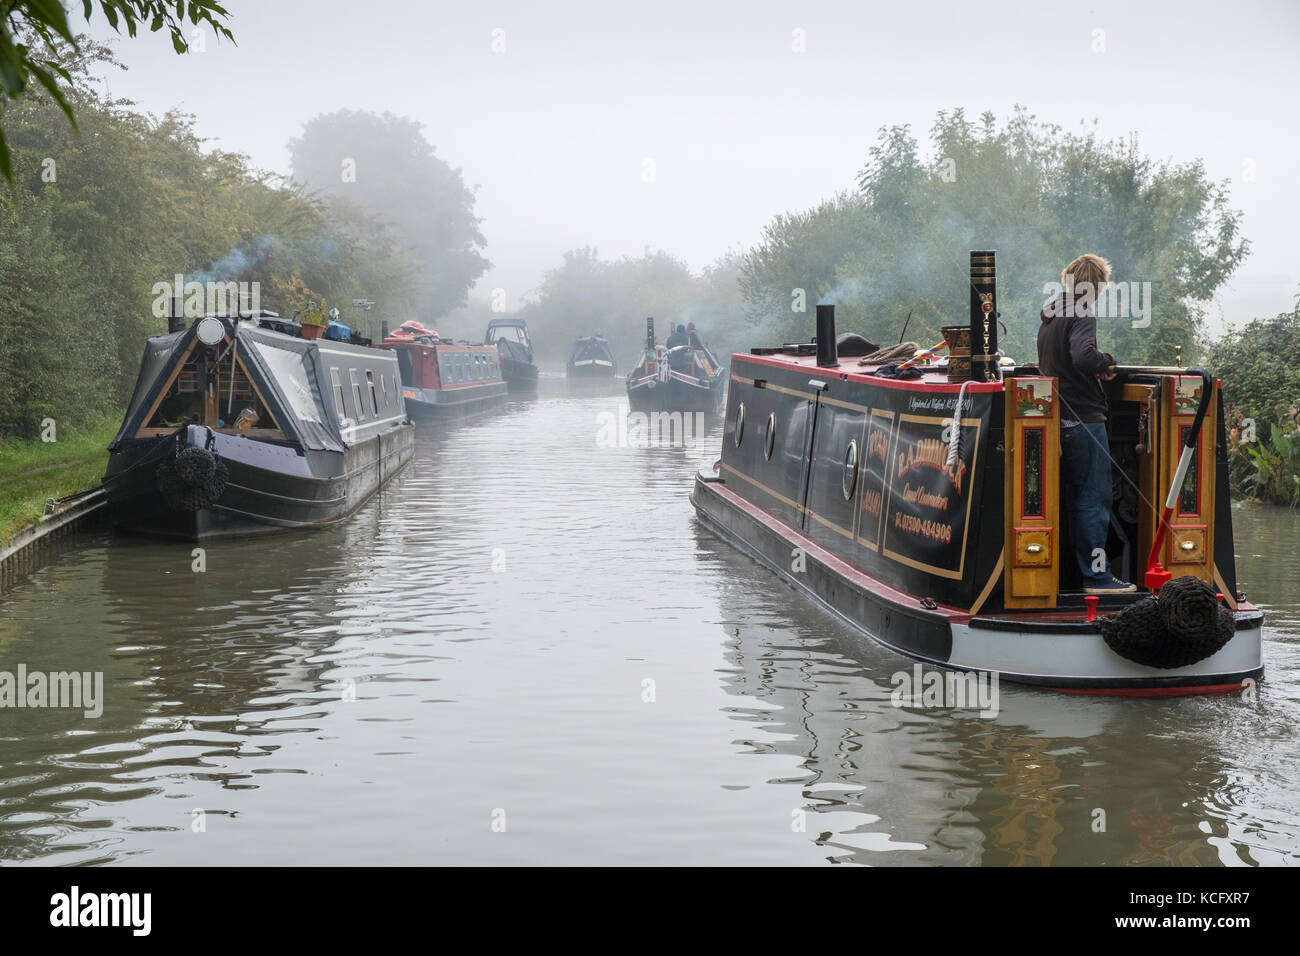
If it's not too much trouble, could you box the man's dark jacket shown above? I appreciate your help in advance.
[1037,294,1115,423]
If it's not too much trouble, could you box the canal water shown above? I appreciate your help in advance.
[1,391,1297,865]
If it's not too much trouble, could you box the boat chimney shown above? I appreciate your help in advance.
[646,317,655,352]
[167,292,186,334]
[969,250,999,381]
[815,304,838,367]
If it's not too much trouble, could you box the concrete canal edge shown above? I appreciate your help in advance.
[0,486,107,593]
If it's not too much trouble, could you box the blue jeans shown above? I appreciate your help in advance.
[1059,422,1114,585]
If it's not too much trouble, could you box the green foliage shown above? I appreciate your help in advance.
[0,1,234,180]
[740,108,1249,366]
[1212,302,1300,506]
[288,110,489,319]
[0,39,424,432]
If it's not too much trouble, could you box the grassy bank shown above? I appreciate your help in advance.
[0,418,118,548]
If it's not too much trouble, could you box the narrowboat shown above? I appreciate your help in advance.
[382,321,507,419]
[484,317,539,392]
[691,251,1264,695]
[566,334,617,379]
[103,307,414,539]
[626,317,726,414]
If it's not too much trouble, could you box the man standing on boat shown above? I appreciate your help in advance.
[1038,254,1136,595]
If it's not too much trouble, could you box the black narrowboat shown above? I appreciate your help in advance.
[382,321,507,419]
[103,308,414,539]
[626,317,726,414]
[566,334,617,379]
[692,252,1263,696]
[484,317,539,392]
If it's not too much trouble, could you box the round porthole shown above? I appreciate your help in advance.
[764,412,776,461]
[842,440,859,500]
[734,402,745,447]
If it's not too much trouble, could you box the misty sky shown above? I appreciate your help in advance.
[87,0,1300,333]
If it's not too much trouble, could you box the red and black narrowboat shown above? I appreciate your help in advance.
[382,321,507,419]
[104,307,414,539]
[691,252,1263,695]
[627,317,726,414]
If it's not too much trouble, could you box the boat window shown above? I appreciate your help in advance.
[144,355,204,429]
[330,367,346,422]
[349,369,365,420]
[215,353,279,434]
[366,369,379,416]
[764,412,776,461]
[842,440,859,500]
[734,402,745,447]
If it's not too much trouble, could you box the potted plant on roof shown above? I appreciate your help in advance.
[298,300,327,340]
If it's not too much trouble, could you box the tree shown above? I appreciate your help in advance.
[288,110,490,319]
[0,0,234,179]
[740,108,1249,366]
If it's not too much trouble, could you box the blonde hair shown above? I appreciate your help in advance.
[1062,254,1112,293]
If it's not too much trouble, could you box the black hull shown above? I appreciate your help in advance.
[104,424,415,540]
[502,358,539,392]
[691,467,1263,695]
[627,375,722,414]
[403,383,508,420]
[567,364,617,379]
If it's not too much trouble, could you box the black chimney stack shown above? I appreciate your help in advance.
[645,316,655,352]
[167,292,186,334]
[815,304,838,367]
[969,251,998,381]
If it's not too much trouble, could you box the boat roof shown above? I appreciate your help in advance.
[486,317,528,328]
[737,347,1005,391]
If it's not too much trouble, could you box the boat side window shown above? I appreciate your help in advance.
[349,369,366,420]
[366,369,379,416]
[734,402,745,447]
[764,412,776,461]
[330,367,347,422]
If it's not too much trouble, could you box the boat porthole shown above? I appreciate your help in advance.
[734,403,745,447]
[842,440,859,500]
[764,412,776,461]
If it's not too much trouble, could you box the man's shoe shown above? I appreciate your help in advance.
[1083,576,1138,595]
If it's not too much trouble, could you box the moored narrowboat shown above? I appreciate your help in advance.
[691,252,1263,695]
[383,321,507,419]
[566,334,617,378]
[485,317,539,392]
[627,317,726,414]
[103,307,414,539]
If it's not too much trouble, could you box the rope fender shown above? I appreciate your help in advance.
[1098,575,1235,669]
[156,443,229,512]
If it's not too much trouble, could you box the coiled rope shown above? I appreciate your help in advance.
[156,437,228,512]
[1099,575,1235,669]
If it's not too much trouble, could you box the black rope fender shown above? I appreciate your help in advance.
[1099,575,1235,669]
[155,432,228,512]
